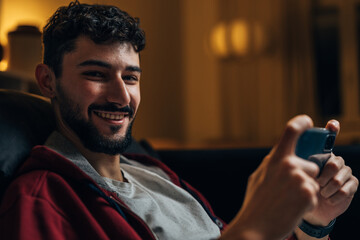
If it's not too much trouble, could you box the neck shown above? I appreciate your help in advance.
[78,143,124,182]
[56,113,124,182]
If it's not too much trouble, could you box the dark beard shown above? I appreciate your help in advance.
[56,83,134,155]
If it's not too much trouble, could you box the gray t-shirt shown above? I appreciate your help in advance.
[45,132,220,240]
[103,164,220,240]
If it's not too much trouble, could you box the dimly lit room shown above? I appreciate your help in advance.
[0,0,358,239]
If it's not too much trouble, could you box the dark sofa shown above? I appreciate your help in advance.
[0,89,358,239]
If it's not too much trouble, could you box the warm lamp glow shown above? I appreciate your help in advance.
[0,4,44,45]
[230,20,249,56]
[209,19,270,58]
[0,60,8,71]
[0,0,69,75]
[209,22,229,58]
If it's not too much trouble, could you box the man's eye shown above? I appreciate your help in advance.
[83,71,105,79]
[123,75,139,83]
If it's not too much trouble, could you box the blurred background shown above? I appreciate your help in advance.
[1,0,360,149]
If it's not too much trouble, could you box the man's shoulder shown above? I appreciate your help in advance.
[24,145,93,181]
[0,169,64,213]
[1,145,92,204]
[8,167,71,194]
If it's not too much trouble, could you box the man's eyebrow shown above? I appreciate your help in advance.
[78,60,111,68]
[126,66,142,73]
[77,60,141,73]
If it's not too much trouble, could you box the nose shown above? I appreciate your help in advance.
[106,75,131,106]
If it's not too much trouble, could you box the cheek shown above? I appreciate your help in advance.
[68,83,102,112]
[130,87,141,109]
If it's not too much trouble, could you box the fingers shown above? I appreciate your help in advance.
[295,157,320,179]
[320,165,352,198]
[318,155,356,198]
[317,154,358,202]
[322,176,359,205]
[325,119,340,135]
[307,153,331,173]
[296,169,320,211]
[317,155,345,187]
[273,115,313,160]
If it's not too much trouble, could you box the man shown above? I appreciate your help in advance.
[0,1,358,239]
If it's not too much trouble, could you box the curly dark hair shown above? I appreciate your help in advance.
[42,0,145,77]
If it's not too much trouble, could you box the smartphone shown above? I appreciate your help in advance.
[295,128,336,172]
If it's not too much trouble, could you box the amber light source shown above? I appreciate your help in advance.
[209,19,271,58]
[209,22,229,58]
[0,0,54,71]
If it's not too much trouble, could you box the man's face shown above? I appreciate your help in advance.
[54,36,141,155]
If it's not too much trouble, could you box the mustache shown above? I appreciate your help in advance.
[88,103,135,118]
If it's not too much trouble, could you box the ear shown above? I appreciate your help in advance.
[35,64,56,98]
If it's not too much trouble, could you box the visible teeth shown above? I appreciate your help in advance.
[96,112,125,120]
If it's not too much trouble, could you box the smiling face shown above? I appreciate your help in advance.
[50,36,141,155]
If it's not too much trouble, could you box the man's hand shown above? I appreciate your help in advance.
[221,115,323,240]
[301,120,359,226]
[220,116,358,240]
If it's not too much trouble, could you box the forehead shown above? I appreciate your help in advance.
[63,36,140,67]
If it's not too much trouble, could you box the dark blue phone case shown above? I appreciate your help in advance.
[295,128,336,171]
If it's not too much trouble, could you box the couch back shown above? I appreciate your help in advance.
[0,90,56,197]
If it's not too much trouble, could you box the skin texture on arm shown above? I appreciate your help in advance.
[219,115,358,240]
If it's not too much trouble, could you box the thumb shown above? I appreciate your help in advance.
[272,115,313,161]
